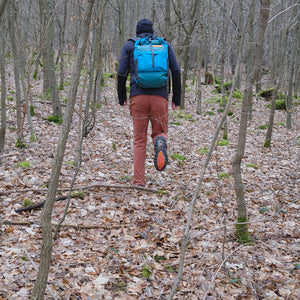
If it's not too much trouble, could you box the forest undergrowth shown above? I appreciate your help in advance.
[0,72,300,299]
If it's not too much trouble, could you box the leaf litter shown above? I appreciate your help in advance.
[0,74,299,299]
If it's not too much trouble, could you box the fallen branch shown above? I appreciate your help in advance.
[4,219,124,230]
[1,183,163,196]
[0,152,20,159]
[15,195,72,213]
[4,220,36,226]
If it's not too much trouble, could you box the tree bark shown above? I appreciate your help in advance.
[0,0,8,22]
[31,1,96,298]
[247,0,255,120]
[117,0,125,55]
[196,11,204,115]
[57,0,67,91]
[0,30,6,153]
[220,0,230,139]
[264,83,278,147]
[165,0,172,40]
[286,17,299,129]
[8,0,25,148]
[46,0,62,118]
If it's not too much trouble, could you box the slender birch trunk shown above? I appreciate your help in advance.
[31,1,96,298]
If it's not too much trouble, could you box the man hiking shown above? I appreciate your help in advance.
[117,18,181,187]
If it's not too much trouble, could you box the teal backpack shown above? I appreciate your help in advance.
[131,36,169,89]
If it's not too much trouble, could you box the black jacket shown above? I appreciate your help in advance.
[117,33,181,106]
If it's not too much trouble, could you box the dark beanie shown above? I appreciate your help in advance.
[136,19,154,35]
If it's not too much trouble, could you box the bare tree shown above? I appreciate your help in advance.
[56,0,68,91]
[219,0,231,139]
[0,29,6,153]
[31,1,96,298]
[232,0,270,244]
[286,10,299,129]
[8,0,25,148]
[117,0,125,52]
[0,0,8,22]
[264,12,286,148]
[246,0,255,120]
[172,0,201,108]
[195,4,206,115]
[164,0,172,40]
[43,0,62,119]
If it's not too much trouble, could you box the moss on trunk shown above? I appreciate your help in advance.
[235,216,252,244]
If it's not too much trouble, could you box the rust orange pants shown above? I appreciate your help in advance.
[129,95,168,186]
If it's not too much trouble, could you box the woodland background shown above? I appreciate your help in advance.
[0,0,299,299]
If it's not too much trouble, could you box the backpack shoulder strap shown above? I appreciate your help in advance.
[128,37,140,43]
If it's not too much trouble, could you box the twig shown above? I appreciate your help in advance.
[202,244,247,300]
[268,3,299,24]
[0,183,162,195]
[214,150,230,275]
[24,248,58,300]
[0,152,20,159]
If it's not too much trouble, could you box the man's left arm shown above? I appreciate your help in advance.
[168,43,181,108]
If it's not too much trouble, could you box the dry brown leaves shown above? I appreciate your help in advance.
[0,74,299,299]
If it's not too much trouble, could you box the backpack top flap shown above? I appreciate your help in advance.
[133,37,169,89]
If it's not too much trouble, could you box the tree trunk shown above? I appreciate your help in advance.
[0,0,8,22]
[58,0,67,91]
[8,0,25,148]
[31,1,96,298]
[0,30,6,153]
[180,45,189,108]
[264,83,278,147]
[38,0,49,94]
[46,0,62,118]
[286,19,298,129]
[165,0,172,40]
[232,0,270,244]
[264,17,286,148]
[196,15,204,115]
[94,1,106,104]
[247,0,255,120]
[220,0,230,139]
[117,0,125,55]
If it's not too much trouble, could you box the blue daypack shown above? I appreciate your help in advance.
[130,36,169,89]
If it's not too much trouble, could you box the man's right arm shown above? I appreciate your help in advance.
[117,43,130,105]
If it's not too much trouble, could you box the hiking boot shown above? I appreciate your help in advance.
[154,136,168,171]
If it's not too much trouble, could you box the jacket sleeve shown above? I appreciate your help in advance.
[117,43,130,105]
[168,43,181,107]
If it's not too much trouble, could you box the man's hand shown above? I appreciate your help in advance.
[121,100,128,107]
[171,102,180,110]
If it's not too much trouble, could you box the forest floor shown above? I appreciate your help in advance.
[0,72,300,300]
